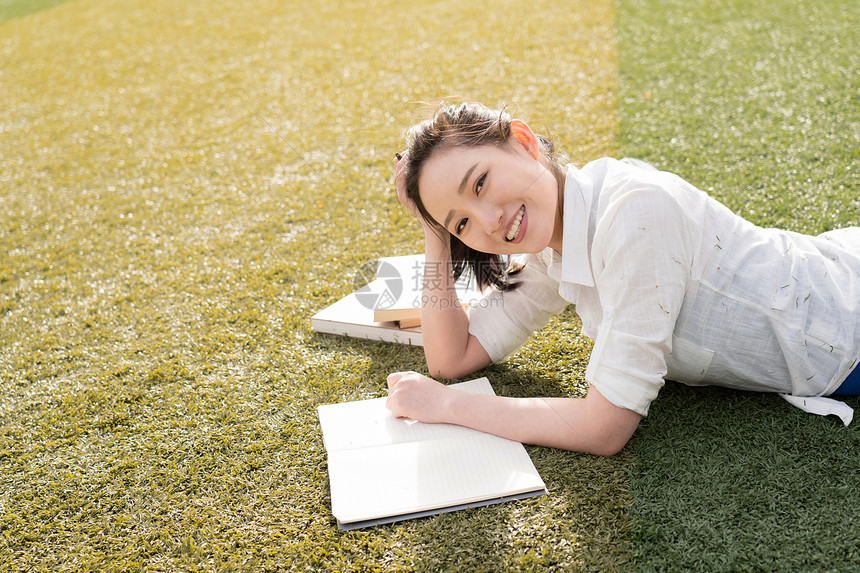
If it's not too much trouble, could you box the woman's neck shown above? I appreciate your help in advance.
[548,164,566,253]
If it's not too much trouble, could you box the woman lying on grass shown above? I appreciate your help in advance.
[385,101,860,456]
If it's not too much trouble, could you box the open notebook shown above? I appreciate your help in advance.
[317,378,547,530]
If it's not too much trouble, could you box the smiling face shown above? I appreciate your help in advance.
[417,121,564,256]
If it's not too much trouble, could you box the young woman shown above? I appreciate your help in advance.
[385,101,860,455]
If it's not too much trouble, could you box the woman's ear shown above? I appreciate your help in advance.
[510,119,540,159]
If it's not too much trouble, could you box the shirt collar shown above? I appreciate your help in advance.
[557,164,595,287]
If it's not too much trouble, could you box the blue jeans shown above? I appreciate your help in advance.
[831,362,860,396]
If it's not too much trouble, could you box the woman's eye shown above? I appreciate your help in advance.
[475,173,486,195]
[456,218,468,234]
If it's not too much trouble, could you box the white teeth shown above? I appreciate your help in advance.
[506,206,524,241]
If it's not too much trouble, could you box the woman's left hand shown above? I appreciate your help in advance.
[386,371,452,424]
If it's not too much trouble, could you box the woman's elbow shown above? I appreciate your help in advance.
[584,410,641,456]
[424,334,492,380]
[590,433,631,457]
[578,388,641,456]
[425,347,489,380]
[552,426,630,456]
[426,358,472,381]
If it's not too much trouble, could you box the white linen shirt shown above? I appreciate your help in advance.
[468,158,860,420]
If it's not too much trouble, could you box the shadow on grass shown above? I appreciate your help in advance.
[617,0,859,568]
[630,382,860,570]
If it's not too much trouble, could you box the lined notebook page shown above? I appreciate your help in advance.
[318,378,547,526]
[328,433,545,523]
[318,378,496,452]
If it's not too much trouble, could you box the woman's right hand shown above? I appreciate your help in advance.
[394,152,450,250]
[386,371,454,424]
[394,152,421,221]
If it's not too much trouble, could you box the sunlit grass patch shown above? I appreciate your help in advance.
[1,0,624,569]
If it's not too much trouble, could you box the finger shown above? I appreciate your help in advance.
[395,166,409,204]
[387,371,405,390]
[384,394,396,413]
[394,152,408,176]
[385,391,411,419]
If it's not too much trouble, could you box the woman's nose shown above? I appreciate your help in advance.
[476,203,504,235]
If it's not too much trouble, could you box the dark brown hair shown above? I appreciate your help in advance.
[403,101,565,290]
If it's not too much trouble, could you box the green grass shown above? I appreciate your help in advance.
[2,0,857,570]
[0,0,626,570]
[0,0,74,23]
[617,0,860,570]
[618,0,859,234]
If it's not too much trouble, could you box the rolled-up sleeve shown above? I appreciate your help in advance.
[585,184,694,416]
[468,254,569,363]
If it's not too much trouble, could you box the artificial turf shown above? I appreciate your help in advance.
[0,0,73,22]
[1,0,627,570]
[617,0,859,570]
[0,0,857,570]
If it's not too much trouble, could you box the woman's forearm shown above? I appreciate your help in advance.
[386,372,641,455]
[442,386,640,455]
[420,230,489,378]
[393,153,489,378]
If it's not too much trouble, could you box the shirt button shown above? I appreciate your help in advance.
[583,320,592,329]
